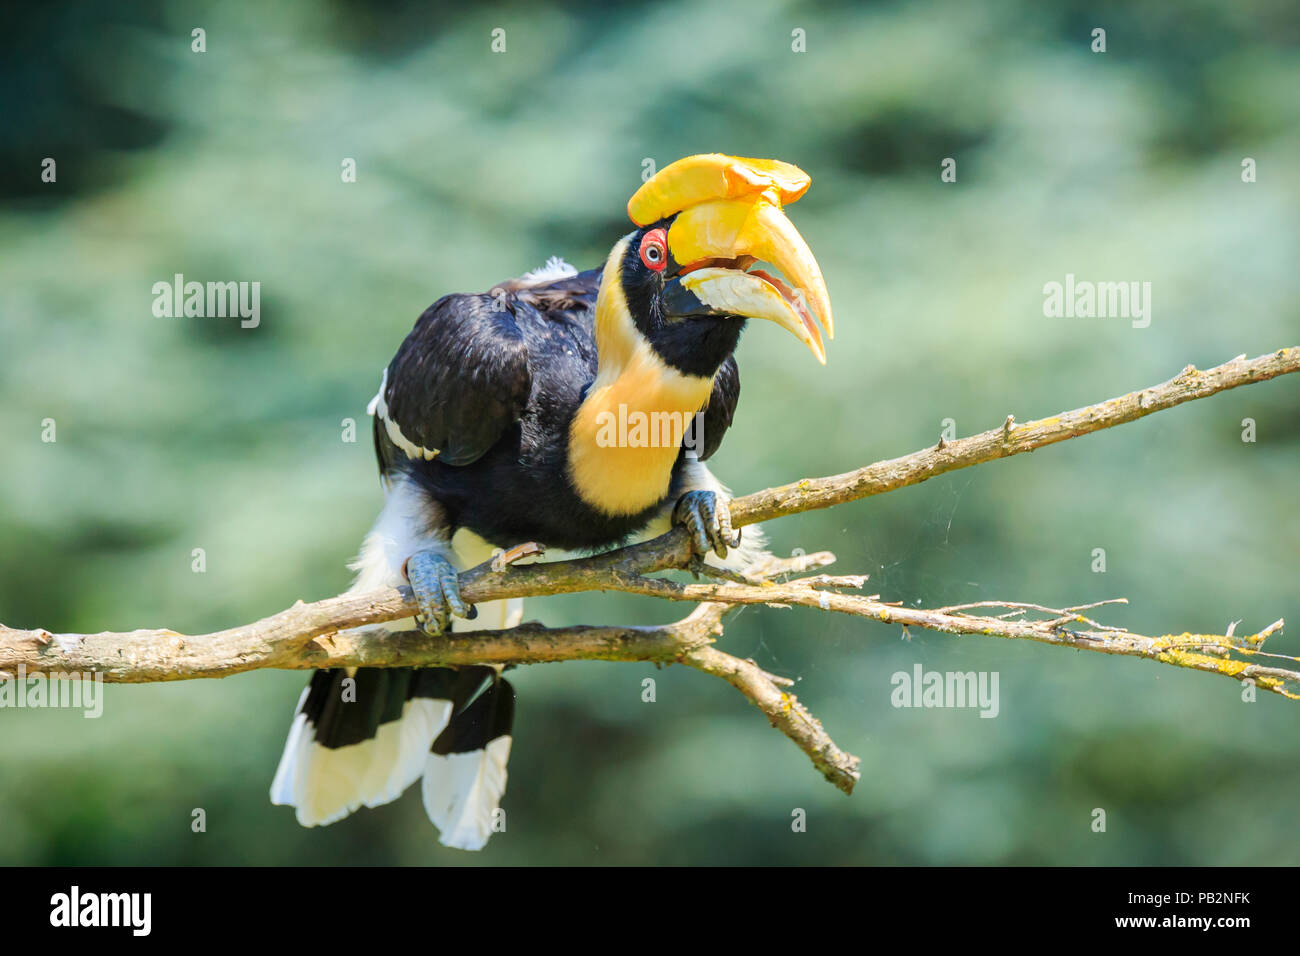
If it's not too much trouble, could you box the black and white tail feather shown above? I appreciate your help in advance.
[270,476,520,851]
[270,665,514,850]
[270,458,764,850]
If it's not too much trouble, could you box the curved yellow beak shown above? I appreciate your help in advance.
[673,267,826,365]
[627,154,833,363]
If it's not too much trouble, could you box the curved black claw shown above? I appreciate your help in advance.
[673,490,742,561]
[404,550,476,637]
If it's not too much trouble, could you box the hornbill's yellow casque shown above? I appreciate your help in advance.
[271,154,833,849]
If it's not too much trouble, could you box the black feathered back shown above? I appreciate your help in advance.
[372,266,741,549]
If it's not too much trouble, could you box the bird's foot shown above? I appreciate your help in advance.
[673,490,742,561]
[403,550,476,637]
[491,541,546,571]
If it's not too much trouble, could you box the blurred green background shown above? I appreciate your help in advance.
[1,0,1297,865]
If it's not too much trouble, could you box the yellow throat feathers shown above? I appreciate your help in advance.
[568,239,715,516]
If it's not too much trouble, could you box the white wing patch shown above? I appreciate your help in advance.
[367,367,440,462]
[365,368,386,417]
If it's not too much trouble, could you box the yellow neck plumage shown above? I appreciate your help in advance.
[568,238,714,516]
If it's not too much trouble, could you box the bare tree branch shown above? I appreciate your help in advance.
[729,348,1300,527]
[2,348,1297,793]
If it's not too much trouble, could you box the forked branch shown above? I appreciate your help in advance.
[2,349,1297,793]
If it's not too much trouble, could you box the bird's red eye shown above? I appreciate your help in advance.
[639,228,668,272]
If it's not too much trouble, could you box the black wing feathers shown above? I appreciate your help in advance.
[378,294,532,470]
[509,269,600,321]
[698,354,739,461]
[374,267,738,476]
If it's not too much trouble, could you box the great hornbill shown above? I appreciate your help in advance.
[270,154,833,849]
